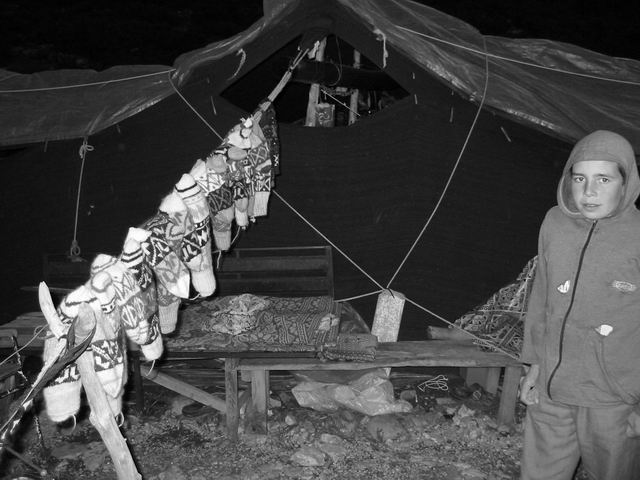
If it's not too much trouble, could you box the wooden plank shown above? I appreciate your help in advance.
[238,341,520,371]
[140,365,226,413]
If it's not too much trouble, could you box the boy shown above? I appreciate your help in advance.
[519,130,640,480]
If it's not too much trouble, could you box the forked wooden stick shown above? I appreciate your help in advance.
[39,283,141,480]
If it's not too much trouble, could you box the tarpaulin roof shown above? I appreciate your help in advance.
[1,0,639,149]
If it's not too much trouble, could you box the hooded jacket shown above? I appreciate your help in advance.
[522,130,640,408]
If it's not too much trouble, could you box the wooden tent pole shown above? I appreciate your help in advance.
[305,38,327,127]
[348,50,361,125]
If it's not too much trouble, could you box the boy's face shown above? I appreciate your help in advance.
[570,160,624,220]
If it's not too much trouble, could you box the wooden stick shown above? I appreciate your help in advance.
[76,304,141,480]
[140,365,226,413]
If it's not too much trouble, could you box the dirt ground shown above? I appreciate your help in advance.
[2,372,588,480]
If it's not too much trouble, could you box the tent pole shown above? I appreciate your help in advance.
[348,50,361,125]
[305,38,326,127]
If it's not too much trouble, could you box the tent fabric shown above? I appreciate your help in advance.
[1,0,640,149]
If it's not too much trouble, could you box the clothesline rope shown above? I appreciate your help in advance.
[404,296,519,360]
[0,68,176,94]
[272,191,384,291]
[168,73,223,141]
[386,36,490,288]
[335,289,384,303]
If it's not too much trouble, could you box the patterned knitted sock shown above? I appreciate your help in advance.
[227,146,250,228]
[121,228,163,360]
[247,142,272,218]
[199,151,236,223]
[257,102,280,174]
[90,254,148,346]
[43,285,97,422]
[156,279,181,334]
[211,206,234,251]
[175,174,216,297]
[141,211,191,299]
[42,338,82,423]
[87,273,127,399]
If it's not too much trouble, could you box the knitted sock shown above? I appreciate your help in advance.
[156,279,181,334]
[175,173,216,297]
[247,142,272,218]
[227,147,250,227]
[43,285,97,422]
[87,273,127,398]
[120,228,163,360]
[257,102,280,174]
[42,337,82,423]
[141,212,191,299]
[211,206,234,251]
[90,254,148,346]
[199,151,236,217]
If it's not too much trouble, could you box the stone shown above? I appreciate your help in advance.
[290,446,326,467]
[365,414,408,442]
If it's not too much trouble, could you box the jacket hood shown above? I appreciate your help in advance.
[557,130,639,219]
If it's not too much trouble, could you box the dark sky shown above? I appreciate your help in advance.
[1,0,638,73]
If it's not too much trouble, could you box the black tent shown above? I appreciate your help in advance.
[1,0,639,338]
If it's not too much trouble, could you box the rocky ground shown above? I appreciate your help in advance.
[1,371,588,480]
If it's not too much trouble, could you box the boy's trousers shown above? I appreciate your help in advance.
[520,393,640,480]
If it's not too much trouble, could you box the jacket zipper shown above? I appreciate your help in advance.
[546,220,597,399]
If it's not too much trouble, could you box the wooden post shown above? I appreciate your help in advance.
[225,357,240,441]
[348,50,361,125]
[76,305,142,480]
[305,38,327,126]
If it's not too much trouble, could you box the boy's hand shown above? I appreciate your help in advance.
[519,364,540,406]
[626,410,640,438]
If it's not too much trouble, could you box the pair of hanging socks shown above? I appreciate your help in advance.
[175,173,216,297]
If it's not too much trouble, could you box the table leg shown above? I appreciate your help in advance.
[497,365,521,427]
[225,358,239,441]
[250,370,269,435]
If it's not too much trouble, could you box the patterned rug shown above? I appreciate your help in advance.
[454,256,537,357]
[166,295,342,353]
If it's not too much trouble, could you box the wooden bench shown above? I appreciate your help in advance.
[224,340,522,440]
